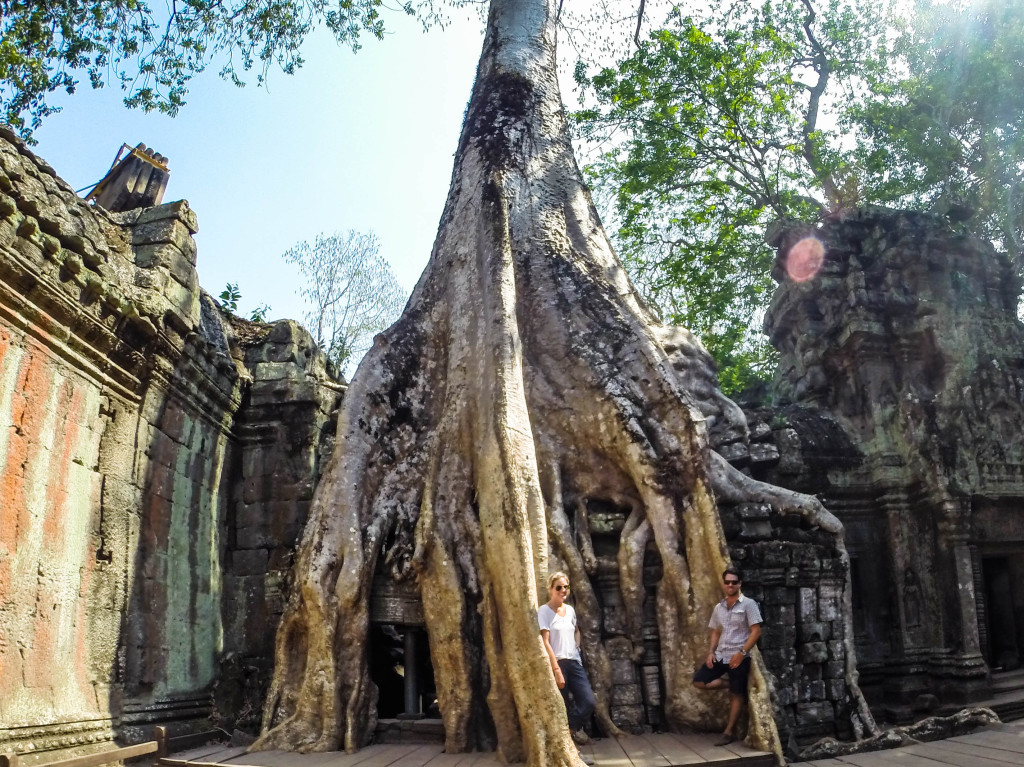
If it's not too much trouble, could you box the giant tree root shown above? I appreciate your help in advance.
[799,707,998,761]
[252,0,868,763]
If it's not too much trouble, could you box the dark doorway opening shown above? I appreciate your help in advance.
[982,557,1024,671]
[369,624,437,719]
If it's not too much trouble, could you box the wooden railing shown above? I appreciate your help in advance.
[0,741,157,767]
[153,728,226,759]
[0,727,227,767]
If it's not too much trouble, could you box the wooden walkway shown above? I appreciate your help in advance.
[160,720,1024,767]
[161,732,774,767]
[802,721,1024,766]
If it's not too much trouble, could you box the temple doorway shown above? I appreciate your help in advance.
[981,556,1024,671]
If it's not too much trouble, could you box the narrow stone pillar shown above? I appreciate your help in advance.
[399,628,424,719]
[953,539,982,656]
[930,499,989,703]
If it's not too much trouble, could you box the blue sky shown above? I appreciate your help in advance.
[30,10,488,324]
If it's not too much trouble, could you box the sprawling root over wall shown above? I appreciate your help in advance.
[253,0,870,763]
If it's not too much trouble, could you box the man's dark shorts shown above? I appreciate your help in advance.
[693,656,750,695]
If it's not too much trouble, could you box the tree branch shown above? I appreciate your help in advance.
[798,0,841,207]
[633,0,646,48]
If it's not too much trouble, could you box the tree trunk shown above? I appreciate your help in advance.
[253,0,868,762]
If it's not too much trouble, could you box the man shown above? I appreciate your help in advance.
[692,566,762,746]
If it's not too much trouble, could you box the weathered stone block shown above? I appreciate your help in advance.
[774,428,805,473]
[130,215,194,252]
[767,586,797,606]
[236,503,266,529]
[253,361,305,383]
[718,442,749,465]
[798,588,817,620]
[136,199,198,233]
[738,502,771,519]
[267,548,295,571]
[798,621,831,643]
[605,637,634,660]
[610,659,636,686]
[233,548,269,576]
[796,701,834,722]
[801,663,823,683]
[740,519,773,539]
[800,680,827,702]
[603,604,627,636]
[818,595,841,621]
[242,474,269,505]
[761,543,793,568]
[611,684,642,706]
[824,661,845,679]
[236,525,275,551]
[640,666,661,706]
[610,705,645,731]
[749,442,780,465]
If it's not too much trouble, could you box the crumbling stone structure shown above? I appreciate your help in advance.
[0,129,866,759]
[0,127,341,757]
[702,410,857,749]
[752,208,1024,723]
[23,128,1020,760]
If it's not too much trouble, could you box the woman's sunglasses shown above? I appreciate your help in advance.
[554,584,570,592]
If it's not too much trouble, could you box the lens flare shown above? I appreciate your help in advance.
[786,237,825,283]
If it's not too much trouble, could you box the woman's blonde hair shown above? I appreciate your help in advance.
[547,571,570,590]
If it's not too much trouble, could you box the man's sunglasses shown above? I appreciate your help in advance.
[554,584,571,592]
[723,579,741,585]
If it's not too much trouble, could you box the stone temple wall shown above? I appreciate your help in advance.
[0,127,341,755]
[14,130,1016,758]
[704,411,857,750]
[753,208,1024,724]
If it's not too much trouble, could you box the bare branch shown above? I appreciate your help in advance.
[633,0,646,48]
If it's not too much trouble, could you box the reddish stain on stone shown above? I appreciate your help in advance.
[1,347,49,581]
[42,379,82,545]
[0,327,14,605]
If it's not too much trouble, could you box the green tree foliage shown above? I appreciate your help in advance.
[577,0,1024,392]
[284,230,407,378]
[852,0,1024,270]
[574,0,893,393]
[0,0,437,139]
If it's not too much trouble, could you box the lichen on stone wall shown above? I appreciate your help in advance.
[0,127,342,754]
[754,207,1024,726]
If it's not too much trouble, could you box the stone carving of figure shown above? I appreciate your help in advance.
[904,567,921,629]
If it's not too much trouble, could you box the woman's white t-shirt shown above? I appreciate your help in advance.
[538,603,582,662]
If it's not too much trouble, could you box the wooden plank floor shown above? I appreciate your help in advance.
[161,732,774,767]
[160,719,1024,766]
[800,720,1024,767]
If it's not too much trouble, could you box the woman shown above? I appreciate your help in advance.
[538,571,596,746]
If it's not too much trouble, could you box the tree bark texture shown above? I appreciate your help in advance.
[254,0,870,762]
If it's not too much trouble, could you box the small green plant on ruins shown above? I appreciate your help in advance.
[573,0,1024,394]
[219,283,242,313]
[218,282,272,322]
[249,303,272,323]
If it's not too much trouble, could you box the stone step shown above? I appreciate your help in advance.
[990,668,1024,695]
[374,718,446,744]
